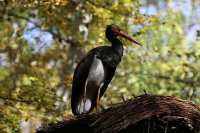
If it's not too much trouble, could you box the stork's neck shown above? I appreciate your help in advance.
[111,38,123,57]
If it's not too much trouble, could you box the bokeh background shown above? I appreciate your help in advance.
[0,0,200,132]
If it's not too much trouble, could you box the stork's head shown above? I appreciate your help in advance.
[106,24,141,46]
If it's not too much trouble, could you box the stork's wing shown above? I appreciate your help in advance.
[71,52,94,115]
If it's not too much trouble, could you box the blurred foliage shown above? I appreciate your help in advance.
[0,0,200,132]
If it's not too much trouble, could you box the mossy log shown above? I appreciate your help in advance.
[37,94,200,133]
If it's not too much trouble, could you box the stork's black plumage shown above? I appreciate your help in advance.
[71,24,141,115]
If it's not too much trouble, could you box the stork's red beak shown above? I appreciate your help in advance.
[116,30,141,46]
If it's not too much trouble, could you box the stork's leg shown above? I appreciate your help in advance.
[83,79,88,103]
[96,83,104,113]
[96,88,100,113]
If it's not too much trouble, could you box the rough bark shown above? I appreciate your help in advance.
[37,94,200,133]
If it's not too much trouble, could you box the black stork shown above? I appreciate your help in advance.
[71,24,141,115]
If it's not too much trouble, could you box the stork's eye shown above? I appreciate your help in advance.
[112,28,120,36]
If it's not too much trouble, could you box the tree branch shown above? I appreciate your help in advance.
[37,94,200,133]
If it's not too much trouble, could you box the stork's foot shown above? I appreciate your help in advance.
[95,83,104,114]
[95,101,106,114]
[95,99,100,113]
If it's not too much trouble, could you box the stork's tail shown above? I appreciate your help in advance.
[73,98,92,115]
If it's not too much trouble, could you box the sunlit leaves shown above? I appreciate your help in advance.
[0,68,9,80]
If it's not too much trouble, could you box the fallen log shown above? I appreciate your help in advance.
[37,94,200,133]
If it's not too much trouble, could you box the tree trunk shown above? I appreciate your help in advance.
[37,94,200,133]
